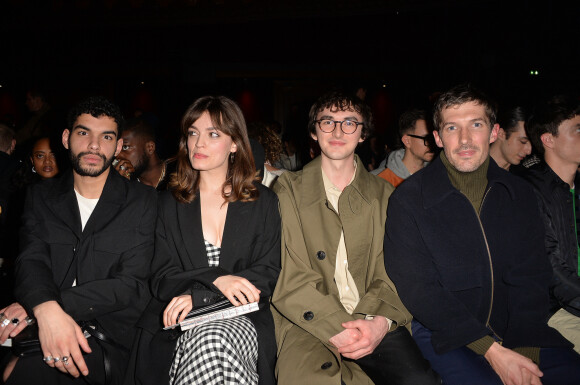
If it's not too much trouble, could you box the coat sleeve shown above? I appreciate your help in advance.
[535,189,580,310]
[384,192,490,353]
[59,189,158,320]
[224,192,281,298]
[502,189,563,346]
[152,192,281,304]
[272,180,355,345]
[15,185,63,314]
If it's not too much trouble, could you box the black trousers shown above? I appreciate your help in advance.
[349,326,441,385]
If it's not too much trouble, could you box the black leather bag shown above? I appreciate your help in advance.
[11,325,41,357]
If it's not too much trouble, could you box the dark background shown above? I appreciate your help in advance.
[1,0,579,153]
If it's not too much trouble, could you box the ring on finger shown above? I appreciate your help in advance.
[25,316,35,325]
[0,318,9,327]
[62,356,70,366]
[120,165,126,170]
[12,318,19,326]
[43,356,53,362]
[53,357,61,363]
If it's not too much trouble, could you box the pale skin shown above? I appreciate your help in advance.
[401,119,435,174]
[541,115,580,188]
[162,111,260,328]
[312,107,389,359]
[435,103,543,385]
[490,122,532,170]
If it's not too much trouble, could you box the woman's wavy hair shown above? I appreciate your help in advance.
[170,96,258,203]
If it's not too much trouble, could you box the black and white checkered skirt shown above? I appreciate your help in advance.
[169,316,259,385]
[169,240,259,385]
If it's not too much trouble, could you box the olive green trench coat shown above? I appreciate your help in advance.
[271,156,411,385]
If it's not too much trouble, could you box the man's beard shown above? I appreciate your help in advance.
[70,151,115,177]
[133,152,150,178]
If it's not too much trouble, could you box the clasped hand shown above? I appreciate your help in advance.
[328,316,390,360]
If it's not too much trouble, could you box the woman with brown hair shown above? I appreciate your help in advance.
[129,96,280,385]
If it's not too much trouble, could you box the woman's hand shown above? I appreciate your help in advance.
[213,275,260,306]
[163,295,193,328]
[0,302,29,344]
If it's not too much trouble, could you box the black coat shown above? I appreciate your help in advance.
[14,169,157,383]
[127,184,281,385]
[518,162,580,317]
[384,156,570,354]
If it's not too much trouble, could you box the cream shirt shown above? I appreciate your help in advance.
[321,163,360,314]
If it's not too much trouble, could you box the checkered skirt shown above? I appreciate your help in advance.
[169,241,259,385]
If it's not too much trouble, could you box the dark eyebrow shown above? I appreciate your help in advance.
[318,115,360,121]
[72,125,117,138]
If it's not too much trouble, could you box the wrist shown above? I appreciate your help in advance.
[33,301,61,318]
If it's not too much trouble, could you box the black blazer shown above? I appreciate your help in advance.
[14,169,157,382]
[129,183,281,385]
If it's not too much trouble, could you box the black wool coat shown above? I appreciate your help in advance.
[127,183,281,385]
[384,156,570,354]
[15,169,157,384]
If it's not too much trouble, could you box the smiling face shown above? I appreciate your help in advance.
[311,107,364,162]
[31,137,59,179]
[62,113,122,177]
[433,101,499,172]
[187,111,237,176]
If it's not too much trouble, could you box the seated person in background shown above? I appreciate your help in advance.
[384,84,580,385]
[489,106,532,170]
[378,109,435,187]
[29,136,61,180]
[247,121,286,188]
[1,96,157,385]
[114,118,173,190]
[129,96,280,385]
[518,95,580,353]
[272,90,438,385]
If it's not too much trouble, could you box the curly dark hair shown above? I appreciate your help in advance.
[67,96,124,137]
[308,90,373,140]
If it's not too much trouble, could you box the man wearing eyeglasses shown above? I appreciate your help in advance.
[272,91,439,385]
[378,109,434,187]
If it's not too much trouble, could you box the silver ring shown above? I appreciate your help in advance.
[53,357,61,363]
[11,318,19,326]
[62,356,69,366]
[25,316,35,325]
[43,356,53,362]
[120,165,126,171]
[0,318,9,327]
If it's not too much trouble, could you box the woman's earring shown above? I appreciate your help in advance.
[32,166,36,173]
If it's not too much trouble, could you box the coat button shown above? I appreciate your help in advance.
[203,297,209,304]
[303,311,314,321]
[316,251,326,260]
[321,361,332,370]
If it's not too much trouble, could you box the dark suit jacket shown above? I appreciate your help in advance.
[14,169,157,382]
[129,183,281,385]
